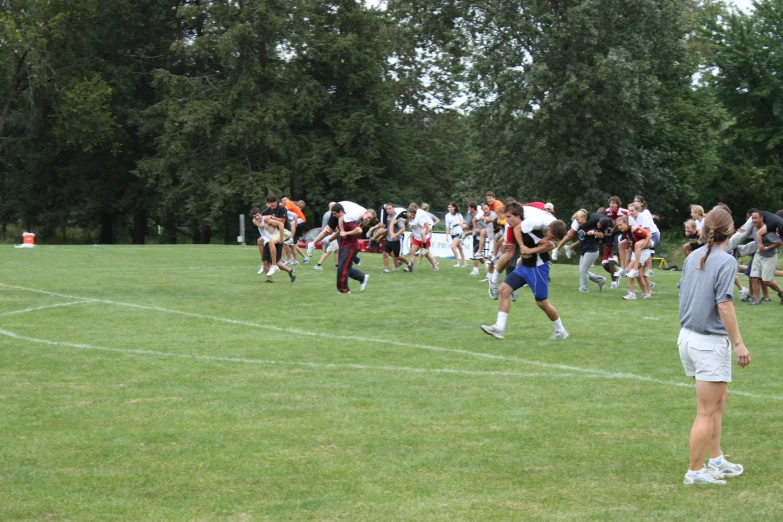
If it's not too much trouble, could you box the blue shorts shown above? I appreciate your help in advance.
[651,232,660,248]
[504,263,550,301]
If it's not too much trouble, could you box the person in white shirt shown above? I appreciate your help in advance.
[403,203,439,272]
[445,202,467,267]
[306,201,376,258]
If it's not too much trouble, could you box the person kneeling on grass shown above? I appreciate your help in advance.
[678,206,749,485]
[481,202,569,340]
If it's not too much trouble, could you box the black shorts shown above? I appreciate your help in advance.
[473,235,480,252]
[451,234,462,240]
[262,241,280,263]
[384,239,401,256]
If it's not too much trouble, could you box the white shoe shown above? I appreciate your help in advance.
[360,274,369,292]
[648,281,656,290]
[383,269,390,273]
[469,269,479,276]
[610,279,620,289]
[461,264,468,268]
[616,268,627,277]
[551,249,559,261]
[684,470,726,485]
[479,276,490,283]
[432,266,439,272]
[598,278,606,292]
[738,288,749,300]
[306,242,315,258]
[642,293,651,299]
[480,324,504,340]
[510,290,518,302]
[303,257,310,264]
[454,263,461,268]
[626,269,639,279]
[564,246,574,259]
[645,269,654,278]
[623,291,636,300]
[550,330,569,340]
[257,265,265,275]
[707,458,744,479]
[266,266,280,277]
[488,281,499,300]
[314,264,323,270]
[290,260,299,266]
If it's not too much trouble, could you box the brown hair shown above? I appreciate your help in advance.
[612,215,629,233]
[699,208,734,270]
[608,196,622,206]
[548,220,567,240]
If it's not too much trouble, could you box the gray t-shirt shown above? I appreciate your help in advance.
[758,231,781,258]
[386,211,406,241]
[679,245,737,335]
[321,210,331,229]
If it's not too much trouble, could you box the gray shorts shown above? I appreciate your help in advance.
[678,327,731,382]
[750,252,777,281]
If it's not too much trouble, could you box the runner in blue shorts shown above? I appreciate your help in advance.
[481,202,570,340]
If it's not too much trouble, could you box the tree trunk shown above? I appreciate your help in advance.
[100,210,115,244]
[132,208,147,244]
[165,212,177,244]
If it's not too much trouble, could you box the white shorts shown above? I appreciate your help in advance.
[678,327,731,382]
[630,248,651,265]
[325,239,339,253]
[750,253,777,281]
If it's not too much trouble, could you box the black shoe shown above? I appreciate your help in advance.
[264,280,274,283]
[289,268,296,282]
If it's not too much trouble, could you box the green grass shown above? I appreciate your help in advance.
[1,245,782,521]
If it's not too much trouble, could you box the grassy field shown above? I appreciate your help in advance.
[1,245,782,521]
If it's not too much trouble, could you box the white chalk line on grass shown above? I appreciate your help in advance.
[0,328,569,380]
[1,282,780,401]
[0,301,96,317]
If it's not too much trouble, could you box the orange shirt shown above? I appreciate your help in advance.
[284,200,306,222]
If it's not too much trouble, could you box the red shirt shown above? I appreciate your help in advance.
[523,202,546,211]
[340,221,361,249]
[606,207,629,220]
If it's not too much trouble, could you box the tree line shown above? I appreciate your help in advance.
[1,0,781,243]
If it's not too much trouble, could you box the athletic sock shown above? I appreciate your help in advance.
[687,468,706,477]
[709,454,724,466]
[490,271,500,284]
[553,318,565,332]
[496,312,508,330]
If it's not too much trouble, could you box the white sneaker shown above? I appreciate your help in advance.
[626,269,639,279]
[303,257,310,264]
[469,269,479,276]
[550,330,569,340]
[648,281,656,290]
[314,264,323,270]
[454,263,461,268]
[707,458,744,479]
[479,276,490,283]
[610,279,620,289]
[360,274,369,292]
[257,265,265,275]
[642,293,651,299]
[510,290,518,302]
[461,264,468,268]
[564,246,574,259]
[266,266,280,277]
[488,281,499,300]
[551,249,559,261]
[480,324,504,340]
[623,291,636,300]
[290,260,299,266]
[598,278,606,292]
[383,269,390,273]
[645,269,654,278]
[616,268,627,277]
[306,242,315,258]
[739,288,749,300]
[684,470,726,485]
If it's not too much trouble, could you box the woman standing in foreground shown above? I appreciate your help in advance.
[678,207,750,485]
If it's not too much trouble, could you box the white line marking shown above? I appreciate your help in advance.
[0,267,238,272]
[0,301,96,318]
[0,328,567,379]
[1,282,779,400]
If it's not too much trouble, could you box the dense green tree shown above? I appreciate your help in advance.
[705,0,783,214]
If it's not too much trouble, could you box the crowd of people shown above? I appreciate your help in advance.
[248,191,783,486]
